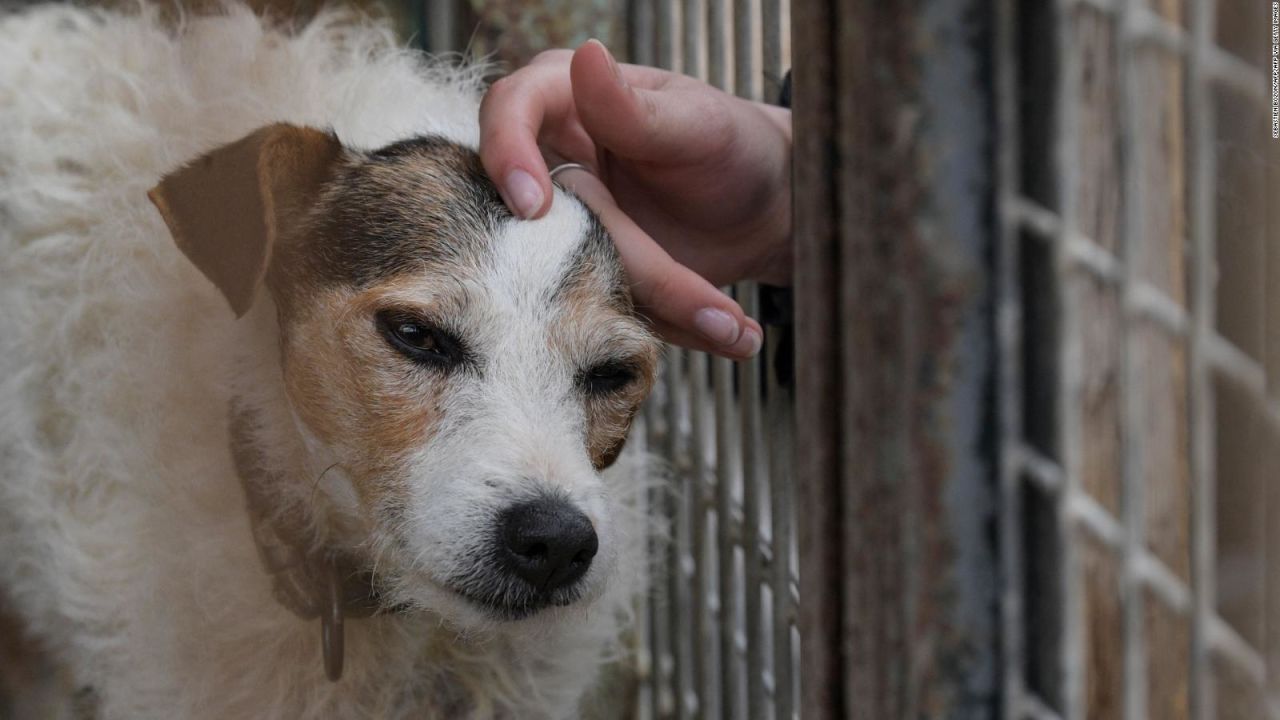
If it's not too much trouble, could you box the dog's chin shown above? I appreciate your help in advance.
[450,582,587,622]
[382,571,605,630]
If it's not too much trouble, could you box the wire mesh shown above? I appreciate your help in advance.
[628,2,796,719]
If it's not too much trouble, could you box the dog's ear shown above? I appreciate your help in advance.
[148,124,343,317]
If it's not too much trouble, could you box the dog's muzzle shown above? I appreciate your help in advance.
[447,492,600,620]
[498,494,598,593]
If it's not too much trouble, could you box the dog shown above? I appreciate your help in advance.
[0,4,660,718]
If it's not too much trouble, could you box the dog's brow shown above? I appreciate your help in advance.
[546,214,631,313]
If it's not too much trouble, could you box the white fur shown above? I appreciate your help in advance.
[0,5,651,718]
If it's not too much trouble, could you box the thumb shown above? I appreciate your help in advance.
[569,40,728,166]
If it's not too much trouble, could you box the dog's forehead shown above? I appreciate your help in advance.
[300,136,628,317]
[305,137,508,288]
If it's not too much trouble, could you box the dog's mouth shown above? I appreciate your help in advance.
[382,546,593,621]
[441,570,588,622]
[343,566,581,622]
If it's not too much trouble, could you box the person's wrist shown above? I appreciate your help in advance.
[757,103,792,144]
[744,192,793,286]
[743,104,793,286]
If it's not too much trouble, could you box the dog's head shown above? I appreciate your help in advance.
[150,124,659,628]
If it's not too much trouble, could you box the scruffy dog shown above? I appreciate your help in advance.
[0,4,659,718]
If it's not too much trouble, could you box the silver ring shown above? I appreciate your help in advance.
[549,162,592,181]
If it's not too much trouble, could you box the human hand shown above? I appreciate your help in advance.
[479,40,792,359]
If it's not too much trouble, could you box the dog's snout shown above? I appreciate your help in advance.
[498,496,598,593]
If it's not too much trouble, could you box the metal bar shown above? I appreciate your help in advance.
[695,4,729,715]
[734,0,759,100]
[1187,0,1216,716]
[660,7,680,717]
[707,0,731,91]
[767,351,796,720]
[1015,444,1067,493]
[1064,235,1123,282]
[656,0,676,71]
[631,411,656,720]
[738,282,768,720]
[723,7,762,720]
[629,0,656,67]
[730,8,771,717]
[664,348,695,720]
[1116,0,1148,717]
[757,4,788,712]
[1209,615,1269,686]
[1206,48,1268,101]
[1052,1,1085,717]
[416,0,461,53]
[1131,4,1189,53]
[1129,283,1189,335]
[687,350,716,718]
[645,382,675,718]
[714,350,742,720]
[683,0,706,81]
[1068,491,1127,550]
[1009,196,1065,238]
[762,0,784,98]
[671,8,706,719]
[732,23,768,720]
[994,1,1031,716]
[626,19,656,719]
[625,7,657,715]
[1135,552,1193,615]
[1206,333,1270,395]
[1020,693,1067,720]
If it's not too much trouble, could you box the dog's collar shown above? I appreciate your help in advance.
[228,408,383,682]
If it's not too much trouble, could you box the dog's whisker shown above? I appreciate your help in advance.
[308,461,343,507]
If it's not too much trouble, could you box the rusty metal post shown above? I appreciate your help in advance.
[791,0,998,717]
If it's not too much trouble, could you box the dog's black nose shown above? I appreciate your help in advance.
[498,496,598,593]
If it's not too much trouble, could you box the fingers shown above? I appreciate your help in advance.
[479,42,688,219]
[555,168,762,359]
[568,40,730,166]
[479,61,572,219]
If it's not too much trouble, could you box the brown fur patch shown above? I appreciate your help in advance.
[548,270,660,470]
[584,371,655,470]
[270,136,510,300]
[151,124,343,317]
[0,600,72,718]
[280,285,447,506]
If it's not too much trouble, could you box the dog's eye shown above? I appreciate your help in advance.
[376,311,463,368]
[580,361,637,396]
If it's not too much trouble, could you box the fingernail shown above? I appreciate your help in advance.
[590,38,624,86]
[505,169,543,219]
[732,327,763,358]
[693,308,741,346]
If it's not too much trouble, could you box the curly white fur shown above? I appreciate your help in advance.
[0,5,652,718]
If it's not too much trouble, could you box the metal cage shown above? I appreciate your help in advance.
[625,5,797,720]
